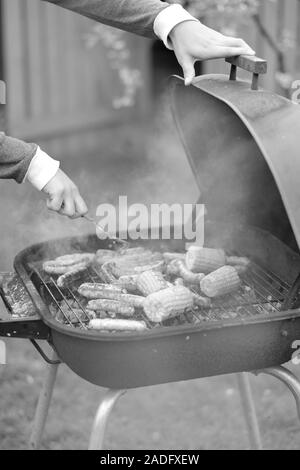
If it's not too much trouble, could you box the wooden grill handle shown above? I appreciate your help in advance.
[225,55,268,90]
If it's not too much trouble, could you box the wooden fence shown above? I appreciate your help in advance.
[2,0,145,157]
[205,0,300,93]
[2,0,300,157]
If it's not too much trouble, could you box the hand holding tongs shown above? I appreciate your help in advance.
[82,214,128,247]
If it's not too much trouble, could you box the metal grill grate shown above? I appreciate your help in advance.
[28,251,291,332]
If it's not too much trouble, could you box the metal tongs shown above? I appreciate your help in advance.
[82,214,128,247]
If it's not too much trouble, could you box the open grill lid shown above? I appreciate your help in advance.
[169,56,300,251]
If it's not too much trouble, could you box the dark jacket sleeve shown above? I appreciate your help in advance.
[0,132,37,183]
[43,0,169,38]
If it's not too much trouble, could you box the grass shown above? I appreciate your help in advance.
[0,111,300,450]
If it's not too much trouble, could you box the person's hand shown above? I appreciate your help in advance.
[169,21,255,85]
[42,169,88,219]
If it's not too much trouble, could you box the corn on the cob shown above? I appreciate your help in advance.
[78,282,123,299]
[87,299,135,317]
[143,286,194,322]
[186,247,226,273]
[200,266,241,298]
[88,318,147,332]
[136,270,169,296]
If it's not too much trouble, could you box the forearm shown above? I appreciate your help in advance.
[0,132,37,183]
[42,0,169,38]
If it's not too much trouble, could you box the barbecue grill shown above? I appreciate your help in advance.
[1,55,300,450]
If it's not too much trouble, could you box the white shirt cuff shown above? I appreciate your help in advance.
[154,4,199,50]
[24,147,60,191]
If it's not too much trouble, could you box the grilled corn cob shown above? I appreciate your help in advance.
[186,247,226,273]
[200,266,241,298]
[88,318,147,332]
[136,270,169,296]
[87,299,135,317]
[143,286,194,322]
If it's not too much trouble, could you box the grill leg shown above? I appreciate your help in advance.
[256,366,300,421]
[236,373,263,450]
[88,389,126,450]
[29,351,60,450]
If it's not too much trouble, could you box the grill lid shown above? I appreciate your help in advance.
[169,56,300,250]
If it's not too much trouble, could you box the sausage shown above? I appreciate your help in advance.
[88,318,147,332]
[176,260,205,284]
[78,282,123,299]
[43,253,94,275]
[43,261,88,275]
[87,299,135,317]
[57,265,90,288]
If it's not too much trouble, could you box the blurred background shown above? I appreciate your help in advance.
[0,0,300,450]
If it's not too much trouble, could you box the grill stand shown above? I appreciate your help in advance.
[28,363,300,450]
[236,373,262,450]
[88,389,126,450]
[29,350,60,450]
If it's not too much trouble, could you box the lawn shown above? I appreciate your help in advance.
[0,114,300,450]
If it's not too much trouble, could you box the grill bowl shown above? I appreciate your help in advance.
[13,222,300,388]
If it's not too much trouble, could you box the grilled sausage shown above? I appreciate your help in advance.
[43,261,88,275]
[88,318,147,332]
[57,265,90,288]
[87,299,135,317]
[78,282,123,299]
[52,253,95,267]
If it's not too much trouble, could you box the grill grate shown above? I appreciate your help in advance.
[29,254,291,332]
